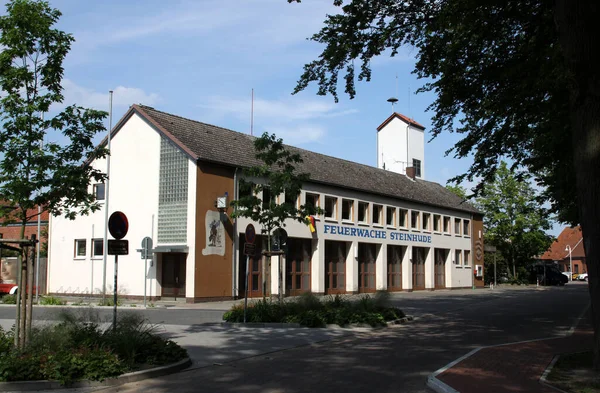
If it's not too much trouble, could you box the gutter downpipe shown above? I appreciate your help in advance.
[232,168,239,298]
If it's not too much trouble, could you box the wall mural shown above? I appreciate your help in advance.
[202,210,225,256]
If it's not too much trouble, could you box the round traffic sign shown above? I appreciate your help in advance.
[108,211,129,240]
[245,224,256,244]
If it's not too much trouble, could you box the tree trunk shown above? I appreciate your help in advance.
[555,0,600,369]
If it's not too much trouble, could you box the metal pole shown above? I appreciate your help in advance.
[14,254,22,348]
[569,248,572,281]
[494,252,497,287]
[144,240,147,308]
[244,255,249,323]
[91,224,94,297]
[113,254,118,332]
[102,91,114,304]
[26,242,34,344]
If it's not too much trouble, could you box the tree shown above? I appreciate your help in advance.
[0,0,108,348]
[231,132,320,301]
[445,184,467,201]
[477,162,553,279]
[290,0,600,369]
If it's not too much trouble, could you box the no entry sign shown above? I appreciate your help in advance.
[245,224,256,244]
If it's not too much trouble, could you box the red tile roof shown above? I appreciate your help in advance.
[540,226,585,260]
[377,112,426,131]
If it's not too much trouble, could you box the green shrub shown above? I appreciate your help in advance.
[1,294,16,304]
[40,296,66,306]
[98,297,122,307]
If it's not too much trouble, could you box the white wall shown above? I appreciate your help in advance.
[48,113,197,298]
[377,116,425,178]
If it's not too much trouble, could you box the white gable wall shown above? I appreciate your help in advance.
[377,116,425,179]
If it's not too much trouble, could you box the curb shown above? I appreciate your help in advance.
[217,316,414,329]
[386,316,414,326]
[0,357,192,391]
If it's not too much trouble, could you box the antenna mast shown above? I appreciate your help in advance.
[250,88,254,136]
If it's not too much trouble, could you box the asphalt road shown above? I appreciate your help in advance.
[83,283,590,393]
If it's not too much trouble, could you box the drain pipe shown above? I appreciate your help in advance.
[232,167,239,298]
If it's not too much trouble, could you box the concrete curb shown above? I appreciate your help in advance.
[0,357,192,391]
[217,315,414,329]
[386,316,414,326]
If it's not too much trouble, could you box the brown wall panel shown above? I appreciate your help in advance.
[472,214,485,288]
[194,163,235,299]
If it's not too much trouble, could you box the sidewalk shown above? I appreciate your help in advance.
[429,313,593,393]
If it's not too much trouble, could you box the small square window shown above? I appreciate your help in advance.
[342,199,353,221]
[325,196,337,219]
[92,238,103,257]
[422,213,431,231]
[463,220,471,236]
[372,204,383,225]
[443,216,451,233]
[464,250,471,267]
[74,239,86,258]
[454,249,462,265]
[358,202,369,223]
[412,159,422,178]
[93,183,105,201]
[305,193,320,213]
[386,207,396,226]
[411,211,420,229]
[399,209,408,228]
[454,218,462,236]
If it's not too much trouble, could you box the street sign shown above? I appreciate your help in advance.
[108,211,129,240]
[243,243,255,256]
[141,237,153,259]
[245,224,256,244]
[108,239,129,255]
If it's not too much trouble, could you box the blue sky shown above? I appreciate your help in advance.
[47,0,562,235]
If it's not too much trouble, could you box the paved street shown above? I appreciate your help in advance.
[0,283,590,393]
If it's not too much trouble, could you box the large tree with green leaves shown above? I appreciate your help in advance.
[231,132,320,301]
[289,0,600,367]
[477,162,553,279]
[0,0,108,347]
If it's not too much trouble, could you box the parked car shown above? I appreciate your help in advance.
[577,273,588,281]
[561,272,572,281]
[528,264,569,286]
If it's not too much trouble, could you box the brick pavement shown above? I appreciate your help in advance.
[432,317,593,393]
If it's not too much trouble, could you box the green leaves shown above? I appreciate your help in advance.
[0,0,108,229]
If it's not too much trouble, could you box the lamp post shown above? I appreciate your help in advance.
[565,245,572,281]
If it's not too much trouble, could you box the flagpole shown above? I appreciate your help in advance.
[102,91,113,304]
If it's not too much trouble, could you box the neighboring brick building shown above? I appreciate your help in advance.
[0,205,49,244]
[539,226,586,275]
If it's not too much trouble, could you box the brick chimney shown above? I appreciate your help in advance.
[406,166,416,180]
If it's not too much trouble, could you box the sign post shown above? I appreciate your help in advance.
[243,224,256,323]
[108,211,129,332]
[141,237,153,308]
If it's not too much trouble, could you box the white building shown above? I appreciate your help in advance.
[377,112,425,179]
[47,105,485,302]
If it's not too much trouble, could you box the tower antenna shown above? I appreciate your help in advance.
[250,88,254,136]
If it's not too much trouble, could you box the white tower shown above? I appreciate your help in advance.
[376,112,425,179]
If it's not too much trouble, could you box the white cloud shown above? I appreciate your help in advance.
[61,79,160,110]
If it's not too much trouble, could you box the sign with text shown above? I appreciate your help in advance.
[243,243,255,256]
[108,239,129,255]
[323,224,432,244]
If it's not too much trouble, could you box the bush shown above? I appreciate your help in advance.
[0,310,187,384]
[223,293,404,328]
[1,294,16,304]
[40,296,66,306]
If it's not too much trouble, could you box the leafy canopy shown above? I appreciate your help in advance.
[231,132,320,238]
[0,0,108,225]
[290,0,575,223]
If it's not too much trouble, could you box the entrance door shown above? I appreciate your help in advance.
[358,243,376,293]
[412,247,426,290]
[286,238,312,296]
[239,235,263,298]
[325,241,346,294]
[434,249,448,289]
[161,253,186,297]
[387,245,404,291]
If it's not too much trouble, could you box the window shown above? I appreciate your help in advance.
[92,239,103,258]
[239,181,252,199]
[284,190,299,208]
[358,202,369,223]
[463,219,471,236]
[261,187,271,210]
[433,214,441,232]
[324,196,337,219]
[454,249,462,265]
[399,209,408,228]
[454,218,462,235]
[305,193,320,213]
[74,239,86,258]
[412,159,422,177]
[93,183,105,201]
[411,210,420,229]
[342,199,353,221]
[443,216,451,233]
[386,206,396,226]
[464,250,471,267]
[372,204,383,225]
[422,212,431,231]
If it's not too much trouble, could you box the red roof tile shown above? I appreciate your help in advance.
[377,112,426,131]
[540,226,585,260]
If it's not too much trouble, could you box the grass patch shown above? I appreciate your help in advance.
[39,296,67,306]
[223,292,405,328]
[1,294,16,304]
[547,351,600,393]
[0,310,187,385]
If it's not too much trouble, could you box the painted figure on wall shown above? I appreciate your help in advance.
[202,211,225,256]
